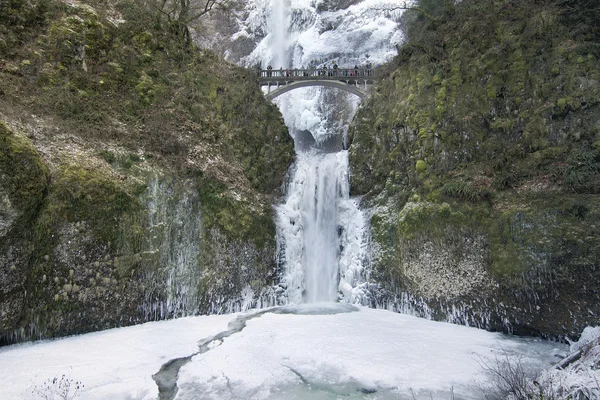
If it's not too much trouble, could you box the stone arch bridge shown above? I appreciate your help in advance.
[258,68,375,100]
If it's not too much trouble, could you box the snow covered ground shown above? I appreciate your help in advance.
[0,315,234,400]
[0,306,565,400]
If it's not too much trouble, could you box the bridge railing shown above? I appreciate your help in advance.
[258,68,375,81]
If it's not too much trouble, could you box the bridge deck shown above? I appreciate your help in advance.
[258,68,375,86]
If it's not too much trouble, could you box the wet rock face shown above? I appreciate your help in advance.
[198,228,277,313]
[366,197,600,340]
[400,234,491,300]
[0,0,295,344]
[0,243,29,331]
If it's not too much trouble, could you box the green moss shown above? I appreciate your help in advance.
[196,178,274,248]
[347,0,600,339]
[556,97,572,111]
[0,121,49,222]
[135,73,158,106]
[36,164,142,247]
[0,0,50,55]
[488,195,600,278]
[398,201,464,240]
[0,0,294,345]
[562,149,600,191]
[349,0,600,201]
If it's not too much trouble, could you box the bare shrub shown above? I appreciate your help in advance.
[477,349,553,400]
[27,371,84,400]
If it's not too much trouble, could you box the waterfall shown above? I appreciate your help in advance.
[301,153,342,302]
[270,0,288,67]
[277,152,343,303]
[236,0,401,305]
[277,151,370,304]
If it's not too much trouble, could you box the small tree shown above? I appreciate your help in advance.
[146,0,236,44]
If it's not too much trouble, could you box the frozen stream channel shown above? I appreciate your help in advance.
[0,305,564,399]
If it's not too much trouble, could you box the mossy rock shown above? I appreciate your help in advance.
[0,121,49,234]
[35,163,143,249]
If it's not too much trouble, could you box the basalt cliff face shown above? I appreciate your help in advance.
[349,0,600,340]
[0,0,294,344]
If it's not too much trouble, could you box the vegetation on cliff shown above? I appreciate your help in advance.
[349,0,600,338]
[0,0,293,343]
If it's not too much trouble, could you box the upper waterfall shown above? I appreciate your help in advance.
[270,0,288,67]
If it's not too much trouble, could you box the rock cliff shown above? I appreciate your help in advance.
[0,0,293,344]
[349,0,600,340]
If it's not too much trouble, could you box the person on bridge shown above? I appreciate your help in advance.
[333,61,338,77]
[267,65,272,77]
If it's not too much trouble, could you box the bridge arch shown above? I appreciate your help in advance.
[258,68,374,101]
[265,80,368,101]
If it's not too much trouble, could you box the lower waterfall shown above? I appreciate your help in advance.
[276,146,370,305]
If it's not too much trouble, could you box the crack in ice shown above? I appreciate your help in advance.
[152,304,359,399]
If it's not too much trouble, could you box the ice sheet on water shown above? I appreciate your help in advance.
[273,302,359,315]
[175,307,564,400]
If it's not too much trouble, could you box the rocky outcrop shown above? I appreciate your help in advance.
[349,0,600,340]
[0,121,50,333]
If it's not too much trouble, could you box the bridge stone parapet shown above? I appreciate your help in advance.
[258,68,375,100]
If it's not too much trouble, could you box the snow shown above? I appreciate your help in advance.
[537,326,600,399]
[0,307,565,400]
[239,0,402,69]
[0,315,234,400]
[174,306,564,399]
[569,326,600,353]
